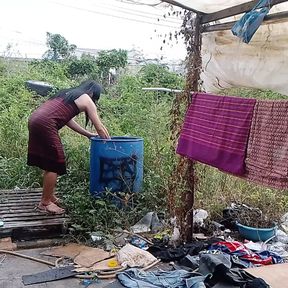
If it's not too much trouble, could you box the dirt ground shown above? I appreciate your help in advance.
[0,247,114,288]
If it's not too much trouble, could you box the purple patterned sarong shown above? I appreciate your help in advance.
[176,93,256,175]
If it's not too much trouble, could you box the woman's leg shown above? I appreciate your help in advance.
[39,171,64,214]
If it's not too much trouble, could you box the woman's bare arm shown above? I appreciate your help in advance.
[66,119,95,138]
[74,94,110,139]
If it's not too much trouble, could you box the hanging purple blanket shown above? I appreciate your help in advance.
[176,93,256,175]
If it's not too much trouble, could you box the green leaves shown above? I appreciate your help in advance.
[44,32,77,61]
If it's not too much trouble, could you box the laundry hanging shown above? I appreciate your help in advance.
[244,100,288,189]
[231,0,271,43]
[176,93,256,175]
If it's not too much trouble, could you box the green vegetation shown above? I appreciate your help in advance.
[0,54,287,235]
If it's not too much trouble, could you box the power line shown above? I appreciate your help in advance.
[89,0,182,22]
[51,1,180,29]
[90,2,181,24]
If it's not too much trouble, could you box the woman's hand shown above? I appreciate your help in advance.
[96,124,110,139]
[86,132,99,139]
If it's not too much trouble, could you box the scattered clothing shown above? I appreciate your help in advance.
[209,241,283,266]
[27,97,80,175]
[179,255,200,270]
[201,251,253,269]
[231,0,271,43]
[117,268,208,288]
[245,100,288,189]
[199,254,269,288]
[117,254,269,288]
[148,241,207,262]
[177,93,256,175]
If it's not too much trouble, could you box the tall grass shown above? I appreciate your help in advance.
[0,58,287,233]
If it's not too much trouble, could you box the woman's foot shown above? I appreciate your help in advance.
[37,202,65,215]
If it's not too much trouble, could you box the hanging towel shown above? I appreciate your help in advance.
[231,0,271,44]
[176,93,256,175]
[245,100,288,189]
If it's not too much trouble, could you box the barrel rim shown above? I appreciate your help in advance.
[90,136,143,142]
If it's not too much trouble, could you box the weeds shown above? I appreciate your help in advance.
[0,58,287,234]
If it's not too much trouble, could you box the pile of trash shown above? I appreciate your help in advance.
[18,207,288,287]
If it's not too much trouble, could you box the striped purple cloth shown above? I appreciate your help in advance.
[176,93,256,175]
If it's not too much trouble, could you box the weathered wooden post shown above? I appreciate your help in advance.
[168,11,202,242]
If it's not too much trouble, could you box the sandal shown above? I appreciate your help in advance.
[51,197,62,206]
[36,202,65,215]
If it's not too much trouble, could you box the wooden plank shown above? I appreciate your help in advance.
[0,192,41,197]
[0,203,38,208]
[0,199,40,204]
[0,188,69,236]
[3,215,65,222]
[2,197,41,202]
[2,195,41,199]
[0,188,42,194]
[202,11,288,32]
[201,0,288,24]
[0,208,42,214]
[2,218,68,229]
[0,212,50,218]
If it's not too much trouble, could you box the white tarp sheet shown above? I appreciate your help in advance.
[200,3,288,95]
[161,1,288,95]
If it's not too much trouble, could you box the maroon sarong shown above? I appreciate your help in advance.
[176,93,256,175]
[27,98,79,175]
[245,100,288,189]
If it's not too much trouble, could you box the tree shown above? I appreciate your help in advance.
[43,32,77,60]
[95,49,128,84]
[66,53,99,79]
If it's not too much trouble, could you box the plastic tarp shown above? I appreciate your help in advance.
[200,3,288,95]
[165,0,247,13]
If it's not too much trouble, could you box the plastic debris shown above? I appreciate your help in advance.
[130,212,162,234]
[117,243,157,268]
[108,259,119,268]
[276,229,288,244]
[130,236,148,250]
[193,209,208,227]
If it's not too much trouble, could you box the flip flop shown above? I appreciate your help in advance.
[36,202,65,215]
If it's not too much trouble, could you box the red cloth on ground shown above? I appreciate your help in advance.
[27,98,80,175]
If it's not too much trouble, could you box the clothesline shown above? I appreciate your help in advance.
[177,92,288,190]
[142,87,190,94]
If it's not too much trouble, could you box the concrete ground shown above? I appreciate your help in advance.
[0,247,114,288]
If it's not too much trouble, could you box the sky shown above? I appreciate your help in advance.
[0,0,186,61]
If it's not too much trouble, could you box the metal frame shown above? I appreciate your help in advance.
[163,0,288,32]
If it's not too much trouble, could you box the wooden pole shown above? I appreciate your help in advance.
[182,13,202,242]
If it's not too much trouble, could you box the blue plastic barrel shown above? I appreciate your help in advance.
[90,136,144,197]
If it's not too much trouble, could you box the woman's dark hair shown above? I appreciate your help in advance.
[52,80,102,126]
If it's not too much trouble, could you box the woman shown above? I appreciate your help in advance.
[27,80,110,214]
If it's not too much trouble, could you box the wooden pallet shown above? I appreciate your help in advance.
[0,188,69,239]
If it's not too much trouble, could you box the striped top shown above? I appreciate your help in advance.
[27,97,80,175]
[28,97,80,131]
